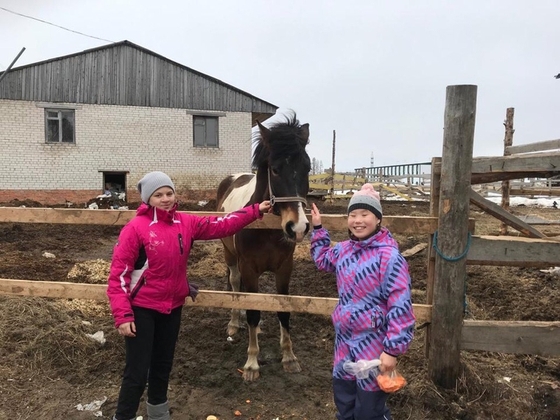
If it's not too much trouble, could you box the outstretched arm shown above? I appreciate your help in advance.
[193,201,271,241]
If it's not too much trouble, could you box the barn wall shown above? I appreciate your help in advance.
[0,99,252,205]
[0,188,217,206]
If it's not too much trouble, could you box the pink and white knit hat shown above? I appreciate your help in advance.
[347,183,382,219]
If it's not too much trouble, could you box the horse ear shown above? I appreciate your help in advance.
[299,123,310,144]
[257,121,272,146]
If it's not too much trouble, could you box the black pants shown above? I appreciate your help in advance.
[333,378,392,420]
[114,306,182,420]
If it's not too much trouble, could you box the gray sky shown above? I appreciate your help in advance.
[1,1,559,172]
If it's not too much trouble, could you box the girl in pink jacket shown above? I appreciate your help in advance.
[107,171,271,420]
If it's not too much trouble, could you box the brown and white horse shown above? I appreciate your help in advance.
[216,114,311,381]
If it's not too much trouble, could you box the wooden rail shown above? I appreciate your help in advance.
[0,279,432,323]
[0,207,445,235]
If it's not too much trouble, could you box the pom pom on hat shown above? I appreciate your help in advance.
[137,171,175,203]
[348,183,382,220]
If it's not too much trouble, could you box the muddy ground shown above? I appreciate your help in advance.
[0,198,559,420]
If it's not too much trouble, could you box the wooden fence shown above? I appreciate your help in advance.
[309,170,431,201]
[0,208,438,320]
[1,86,560,390]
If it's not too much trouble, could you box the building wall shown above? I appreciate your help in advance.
[0,99,253,205]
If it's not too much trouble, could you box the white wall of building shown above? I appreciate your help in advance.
[0,99,253,193]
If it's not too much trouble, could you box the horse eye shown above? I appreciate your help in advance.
[271,167,279,176]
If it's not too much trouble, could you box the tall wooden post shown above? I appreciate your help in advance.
[428,85,477,388]
[500,108,515,235]
[330,130,336,202]
[424,156,441,358]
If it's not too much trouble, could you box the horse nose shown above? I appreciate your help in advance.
[285,221,309,243]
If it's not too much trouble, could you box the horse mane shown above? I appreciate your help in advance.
[252,112,309,170]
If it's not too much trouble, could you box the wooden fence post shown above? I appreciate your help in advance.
[330,130,336,202]
[428,85,477,388]
[500,108,515,235]
[424,156,441,358]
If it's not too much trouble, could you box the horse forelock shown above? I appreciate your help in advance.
[252,113,310,170]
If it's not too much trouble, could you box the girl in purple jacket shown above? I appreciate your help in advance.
[310,184,415,420]
[107,171,271,420]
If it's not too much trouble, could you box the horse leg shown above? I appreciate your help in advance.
[222,240,241,337]
[240,266,261,381]
[243,306,261,381]
[275,260,301,374]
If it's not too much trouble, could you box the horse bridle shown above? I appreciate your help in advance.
[267,168,308,207]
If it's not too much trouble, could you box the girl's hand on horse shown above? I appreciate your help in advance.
[310,203,322,227]
[258,200,272,214]
[117,321,136,337]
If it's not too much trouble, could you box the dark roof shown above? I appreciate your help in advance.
[1,40,278,113]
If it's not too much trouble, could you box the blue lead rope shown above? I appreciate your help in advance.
[432,230,472,262]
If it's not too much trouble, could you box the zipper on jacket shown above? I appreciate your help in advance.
[178,233,184,255]
[130,277,146,300]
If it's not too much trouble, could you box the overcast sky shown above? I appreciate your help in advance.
[1,1,559,172]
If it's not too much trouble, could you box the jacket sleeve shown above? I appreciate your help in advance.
[382,251,416,356]
[106,223,141,328]
[309,227,337,273]
[191,203,262,240]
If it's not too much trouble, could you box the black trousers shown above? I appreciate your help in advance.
[333,378,392,420]
[114,306,182,420]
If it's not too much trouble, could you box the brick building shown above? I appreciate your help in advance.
[0,41,278,205]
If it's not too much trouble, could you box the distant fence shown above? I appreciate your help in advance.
[309,162,432,200]
[356,162,432,185]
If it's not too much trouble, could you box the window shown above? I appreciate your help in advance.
[193,116,218,147]
[45,109,75,143]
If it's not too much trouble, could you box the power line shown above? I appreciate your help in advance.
[0,6,114,43]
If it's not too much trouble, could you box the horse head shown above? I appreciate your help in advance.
[254,115,310,242]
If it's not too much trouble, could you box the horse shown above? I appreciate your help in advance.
[216,113,311,381]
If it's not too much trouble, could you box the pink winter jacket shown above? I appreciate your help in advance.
[107,202,262,328]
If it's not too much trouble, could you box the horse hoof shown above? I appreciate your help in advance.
[227,325,239,336]
[242,369,260,382]
[283,360,302,373]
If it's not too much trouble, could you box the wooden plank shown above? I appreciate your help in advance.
[461,320,560,356]
[466,235,560,267]
[0,279,432,323]
[517,215,560,225]
[378,185,413,201]
[428,84,477,388]
[471,151,560,174]
[510,188,560,196]
[0,207,448,235]
[471,171,559,184]
[432,155,560,184]
[506,139,560,155]
[401,243,428,257]
[308,173,367,183]
[469,189,546,238]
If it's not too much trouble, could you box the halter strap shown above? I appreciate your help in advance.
[267,167,307,207]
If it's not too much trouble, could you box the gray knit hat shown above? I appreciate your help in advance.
[348,183,382,220]
[137,171,175,203]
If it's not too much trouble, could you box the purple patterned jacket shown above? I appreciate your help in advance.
[310,226,416,391]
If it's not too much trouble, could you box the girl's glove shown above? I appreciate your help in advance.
[188,283,199,302]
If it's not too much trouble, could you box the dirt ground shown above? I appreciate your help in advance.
[0,197,559,420]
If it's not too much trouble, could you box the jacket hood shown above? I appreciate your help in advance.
[136,202,179,225]
[349,227,399,250]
